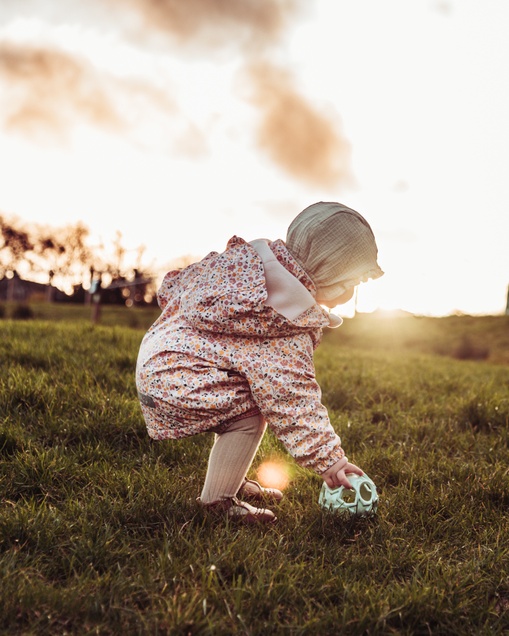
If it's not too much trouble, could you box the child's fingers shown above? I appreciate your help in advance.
[337,470,353,490]
[340,476,353,490]
[323,474,337,489]
[323,461,363,489]
[345,462,364,477]
[324,470,352,490]
[339,464,364,489]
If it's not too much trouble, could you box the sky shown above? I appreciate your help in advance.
[0,0,508,316]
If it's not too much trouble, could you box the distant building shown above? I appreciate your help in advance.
[0,271,155,306]
[0,272,80,303]
[0,272,47,302]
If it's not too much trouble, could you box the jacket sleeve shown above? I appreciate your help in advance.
[240,333,346,474]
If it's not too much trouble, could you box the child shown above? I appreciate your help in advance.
[136,202,383,523]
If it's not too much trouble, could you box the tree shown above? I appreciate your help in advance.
[0,215,36,300]
[0,213,157,305]
[34,222,93,297]
[0,215,34,277]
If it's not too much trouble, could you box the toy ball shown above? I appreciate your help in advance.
[319,473,378,516]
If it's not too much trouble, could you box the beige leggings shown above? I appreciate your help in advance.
[200,415,267,504]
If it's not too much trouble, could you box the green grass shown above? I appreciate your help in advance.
[1,310,509,634]
[0,300,161,330]
[326,311,509,365]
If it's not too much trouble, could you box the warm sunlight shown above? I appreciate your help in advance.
[1,1,508,316]
[256,460,291,492]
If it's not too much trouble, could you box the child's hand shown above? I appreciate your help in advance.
[322,458,364,490]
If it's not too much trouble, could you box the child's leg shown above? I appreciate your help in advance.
[200,414,266,504]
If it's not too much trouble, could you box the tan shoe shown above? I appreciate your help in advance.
[238,478,284,502]
[199,496,277,524]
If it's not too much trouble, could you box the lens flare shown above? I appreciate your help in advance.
[256,460,290,491]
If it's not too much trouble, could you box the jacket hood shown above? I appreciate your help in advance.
[157,236,331,341]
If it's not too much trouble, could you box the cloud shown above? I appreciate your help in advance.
[118,0,300,51]
[0,43,120,139]
[245,63,353,188]
[114,0,354,186]
[0,2,355,185]
[0,41,177,143]
[432,1,453,16]
[173,123,209,158]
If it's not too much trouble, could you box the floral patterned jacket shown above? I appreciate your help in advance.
[136,236,346,474]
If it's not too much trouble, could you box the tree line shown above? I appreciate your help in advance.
[0,213,156,305]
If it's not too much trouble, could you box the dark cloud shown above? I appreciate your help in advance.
[245,63,353,188]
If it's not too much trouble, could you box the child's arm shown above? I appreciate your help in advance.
[242,333,354,476]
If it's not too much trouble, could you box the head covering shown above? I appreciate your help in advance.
[286,202,384,302]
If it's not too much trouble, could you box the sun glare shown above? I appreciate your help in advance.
[325,274,482,318]
[1,4,508,317]
[256,460,291,491]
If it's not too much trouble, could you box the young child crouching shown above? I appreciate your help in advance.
[136,202,383,523]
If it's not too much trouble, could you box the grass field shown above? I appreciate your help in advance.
[1,305,509,634]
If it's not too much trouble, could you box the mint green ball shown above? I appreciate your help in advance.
[319,473,378,516]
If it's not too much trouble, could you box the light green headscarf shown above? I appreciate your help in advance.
[286,202,384,301]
